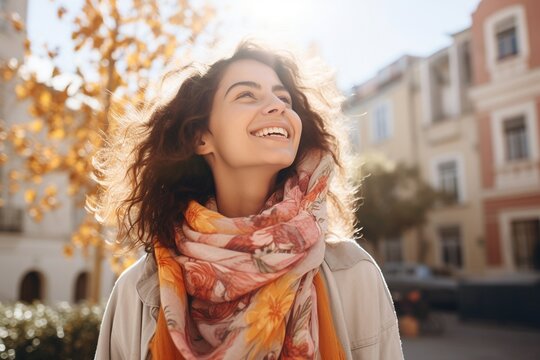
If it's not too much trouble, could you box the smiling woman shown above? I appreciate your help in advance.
[91,41,403,359]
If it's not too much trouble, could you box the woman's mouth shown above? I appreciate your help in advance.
[251,126,289,139]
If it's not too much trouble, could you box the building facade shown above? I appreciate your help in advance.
[0,0,115,304]
[416,29,486,275]
[470,0,540,273]
[343,55,423,262]
[345,0,539,276]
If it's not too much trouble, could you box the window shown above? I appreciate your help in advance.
[484,5,529,79]
[74,271,89,303]
[504,116,528,161]
[433,59,452,120]
[439,226,463,268]
[438,160,459,202]
[461,42,472,85]
[0,207,23,232]
[511,219,540,270]
[19,271,44,303]
[384,237,403,263]
[372,103,391,142]
[496,19,518,60]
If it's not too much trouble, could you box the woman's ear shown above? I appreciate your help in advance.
[195,132,212,155]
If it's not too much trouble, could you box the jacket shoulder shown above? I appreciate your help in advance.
[324,240,404,358]
[114,252,160,308]
[324,238,374,271]
[112,253,147,293]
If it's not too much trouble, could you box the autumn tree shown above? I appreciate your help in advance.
[354,155,445,262]
[0,0,216,302]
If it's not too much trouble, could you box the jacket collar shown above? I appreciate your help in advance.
[135,240,366,306]
[136,252,160,308]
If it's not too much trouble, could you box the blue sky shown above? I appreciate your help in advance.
[27,0,482,91]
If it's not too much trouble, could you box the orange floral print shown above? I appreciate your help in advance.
[155,246,186,298]
[244,275,296,355]
[184,200,224,234]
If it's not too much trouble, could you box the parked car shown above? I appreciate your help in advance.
[382,262,458,310]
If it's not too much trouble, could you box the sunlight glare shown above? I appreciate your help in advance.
[232,0,321,45]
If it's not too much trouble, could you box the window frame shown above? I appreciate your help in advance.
[503,115,529,161]
[483,5,530,79]
[438,225,463,269]
[491,101,538,168]
[431,153,467,204]
[370,100,393,143]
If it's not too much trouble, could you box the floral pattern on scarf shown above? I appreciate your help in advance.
[154,152,333,359]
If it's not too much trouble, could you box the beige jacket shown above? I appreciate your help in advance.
[94,241,404,359]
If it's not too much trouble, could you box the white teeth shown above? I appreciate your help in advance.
[253,127,289,138]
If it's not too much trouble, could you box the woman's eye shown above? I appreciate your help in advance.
[279,96,292,105]
[237,91,256,100]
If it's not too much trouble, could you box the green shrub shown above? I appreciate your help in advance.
[0,302,103,360]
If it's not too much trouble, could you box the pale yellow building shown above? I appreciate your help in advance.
[344,32,486,275]
[416,29,486,275]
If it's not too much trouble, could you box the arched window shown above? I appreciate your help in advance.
[19,270,44,303]
[74,271,89,303]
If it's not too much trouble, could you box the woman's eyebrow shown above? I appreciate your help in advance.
[224,81,260,98]
[224,82,290,98]
[272,84,289,93]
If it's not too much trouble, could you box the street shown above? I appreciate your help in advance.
[402,312,540,360]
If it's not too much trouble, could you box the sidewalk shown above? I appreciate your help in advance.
[402,312,540,360]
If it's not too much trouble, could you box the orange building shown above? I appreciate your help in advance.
[470,0,540,272]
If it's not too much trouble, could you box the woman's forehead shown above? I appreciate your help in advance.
[218,59,284,92]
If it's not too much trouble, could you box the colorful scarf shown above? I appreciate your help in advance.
[151,152,344,359]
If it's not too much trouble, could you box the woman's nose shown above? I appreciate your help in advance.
[262,95,287,115]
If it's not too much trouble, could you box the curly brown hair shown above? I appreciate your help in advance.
[90,41,356,252]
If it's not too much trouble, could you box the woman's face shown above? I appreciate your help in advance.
[199,59,302,173]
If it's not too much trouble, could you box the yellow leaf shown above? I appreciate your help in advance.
[2,68,14,81]
[29,207,43,222]
[63,244,74,258]
[24,39,31,54]
[44,185,57,196]
[51,114,63,127]
[68,184,78,195]
[28,119,43,132]
[31,175,42,184]
[10,13,25,32]
[15,84,27,99]
[0,153,7,164]
[49,155,61,169]
[9,170,21,180]
[39,92,52,111]
[57,6,67,20]
[49,128,65,140]
[72,233,83,246]
[24,189,36,203]
[127,53,137,69]
[41,195,59,210]
[165,42,175,58]
[80,224,92,237]
[75,160,86,174]
[90,236,100,246]
[28,104,40,117]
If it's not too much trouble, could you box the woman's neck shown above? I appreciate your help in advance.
[212,167,278,218]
